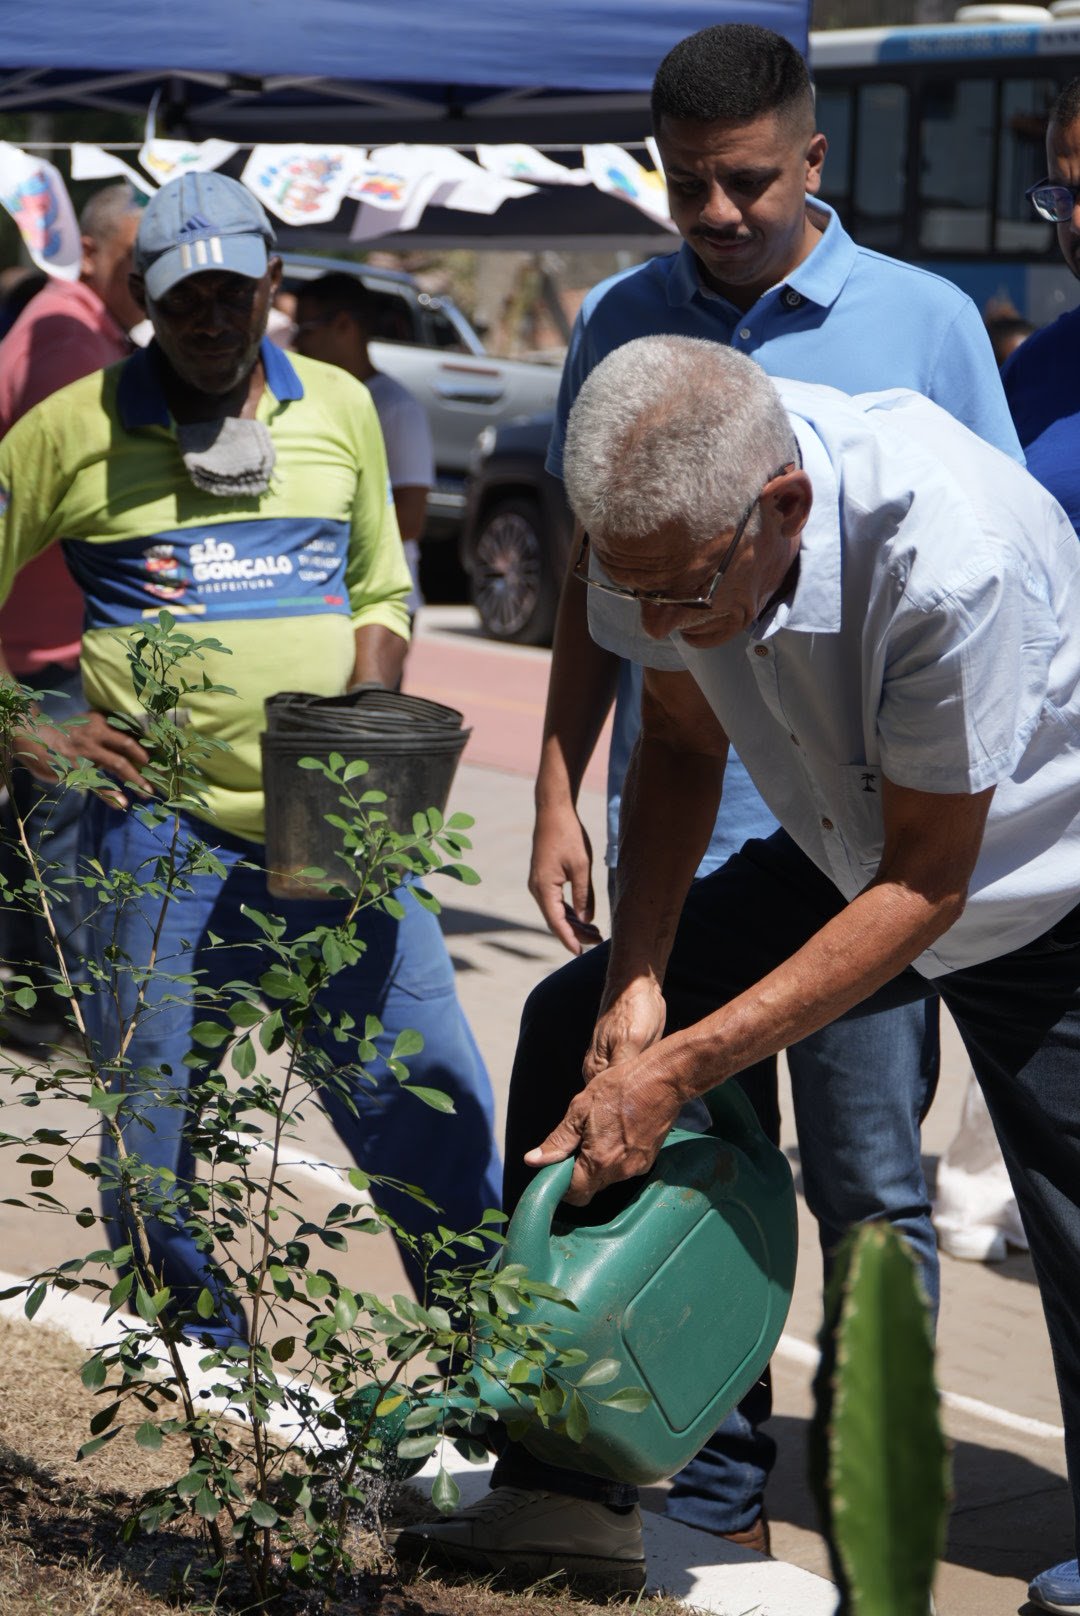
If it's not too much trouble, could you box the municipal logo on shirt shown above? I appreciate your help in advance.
[61,518,352,629]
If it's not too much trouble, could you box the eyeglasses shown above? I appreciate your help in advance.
[1026,179,1080,223]
[572,461,797,611]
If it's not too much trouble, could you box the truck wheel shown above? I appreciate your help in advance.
[470,496,558,645]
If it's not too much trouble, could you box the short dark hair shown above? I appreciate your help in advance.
[651,23,813,132]
[294,271,377,329]
[1051,75,1080,135]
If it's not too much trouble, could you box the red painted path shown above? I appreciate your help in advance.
[402,618,611,793]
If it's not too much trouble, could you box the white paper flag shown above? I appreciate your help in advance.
[139,139,238,186]
[71,143,157,195]
[0,143,81,279]
[582,145,676,230]
[476,144,592,187]
[241,145,366,227]
[348,166,441,243]
[358,144,535,218]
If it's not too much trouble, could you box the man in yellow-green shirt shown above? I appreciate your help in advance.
[0,173,500,1342]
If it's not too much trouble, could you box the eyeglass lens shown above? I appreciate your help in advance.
[1028,182,1080,223]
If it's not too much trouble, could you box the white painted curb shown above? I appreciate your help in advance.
[0,1269,839,1615]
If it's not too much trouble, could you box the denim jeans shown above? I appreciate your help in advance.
[496,829,1080,1561]
[83,798,502,1344]
[0,664,89,1014]
[599,833,939,1533]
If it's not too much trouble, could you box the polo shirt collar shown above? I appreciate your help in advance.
[752,414,842,640]
[117,336,304,430]
[666,199,858,316]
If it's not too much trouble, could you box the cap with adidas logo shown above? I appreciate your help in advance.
[133,171,277,302]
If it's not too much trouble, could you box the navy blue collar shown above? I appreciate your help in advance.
[116,337,304,431]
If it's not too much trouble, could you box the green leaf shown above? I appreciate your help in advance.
[81,1356,107,1391]
[599,1386,652,1413]
[390,1028,424,1059]
[432,1465,460,1515]
[135,1421,163,1451]
[333,1290,359,1331]
[306,1272,332,1299]
[396,1432,440,1462]
[231,1036,256,1079]
[402,1085,456,1114]
[190,1019,230,1049]
[271,1336,296,1363]
[249,1499,278,1528]
[24,1283,47,1321]
[89,1401,121,1436]
[194,1487,221,1520]
[563,1390,590,1445]
[347,1167,371,1194]
[195,1287,216,1320]
[77,1429,120,1461]
[577,1357,621,1388]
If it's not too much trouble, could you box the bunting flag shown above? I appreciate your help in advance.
[71,143,157,196]
[0,142,81,279]
[241,144,366,227]
[582,144,676,230]
[476,143,593,187]
[360,143,536,219]
[139,138,238,186]
[348,155,441,244]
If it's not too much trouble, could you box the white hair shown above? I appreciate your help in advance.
[563,337,797,544]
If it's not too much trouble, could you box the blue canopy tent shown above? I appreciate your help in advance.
[0,0,811,248]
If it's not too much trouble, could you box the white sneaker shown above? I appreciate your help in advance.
[393,1485,647,1596]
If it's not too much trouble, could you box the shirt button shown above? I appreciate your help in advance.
[782,288,803,309]
[738,326,752,340]
[754,645,769,657]
[821,817,834,831]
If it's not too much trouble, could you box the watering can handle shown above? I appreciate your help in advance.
[504,1156,576,1279]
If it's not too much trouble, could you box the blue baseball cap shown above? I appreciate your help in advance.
[133,171,277,302]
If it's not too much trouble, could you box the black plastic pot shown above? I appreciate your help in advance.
[261,685,471,899]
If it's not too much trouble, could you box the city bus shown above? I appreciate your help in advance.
[809,10,1080,322]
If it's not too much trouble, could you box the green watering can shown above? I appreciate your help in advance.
[470,1081,798,1484]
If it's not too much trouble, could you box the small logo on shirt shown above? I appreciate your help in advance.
[861,772,877,793]
[0,485,9,518]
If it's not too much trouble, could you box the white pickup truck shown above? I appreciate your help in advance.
[283,254,562,543]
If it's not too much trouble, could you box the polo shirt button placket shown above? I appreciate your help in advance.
[737,326,752,342]
[782,288,804,310]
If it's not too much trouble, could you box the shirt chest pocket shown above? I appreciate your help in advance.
[807,760,887,884]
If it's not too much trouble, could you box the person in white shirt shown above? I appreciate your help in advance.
[400,338,1080,1616]
[292,272,434,617]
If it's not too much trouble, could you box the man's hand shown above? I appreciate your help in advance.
[13,711,151,809]
[524,1053,684,1205]
[528,799,603,953]
[584,976,666,1081]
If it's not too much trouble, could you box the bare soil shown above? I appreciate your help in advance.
[0,1316,700,1616]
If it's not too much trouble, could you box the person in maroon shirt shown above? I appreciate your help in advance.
[0,181,143,1047]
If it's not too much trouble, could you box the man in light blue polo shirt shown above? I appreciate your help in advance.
[527,22,1022,1552]
[405,340,1080,1608]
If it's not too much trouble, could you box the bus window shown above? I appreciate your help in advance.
[816,86,852,217]
[996,78,1056,253]
[918,79,994,253]
[853,83,906,250]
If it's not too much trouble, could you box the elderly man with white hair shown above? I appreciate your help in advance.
[398,335,1080,1614]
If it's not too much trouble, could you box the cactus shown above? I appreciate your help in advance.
[808,1222,949,1616]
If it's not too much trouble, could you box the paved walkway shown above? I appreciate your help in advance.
[0,605,1069,1615]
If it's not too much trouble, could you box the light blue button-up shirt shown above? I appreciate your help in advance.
[588,380,1080,978]
[547,202,1023,871]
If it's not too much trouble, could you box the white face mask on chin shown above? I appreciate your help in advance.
[176,417,276,498]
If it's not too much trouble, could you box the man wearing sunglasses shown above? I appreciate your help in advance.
[1004,78,1080,553]
[520,18,1022,1575]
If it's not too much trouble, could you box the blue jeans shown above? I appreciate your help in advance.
[0,664,89,1012]
[497,829,1080,1561]
[605,836,939,1533]
[83,799,502,1344]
